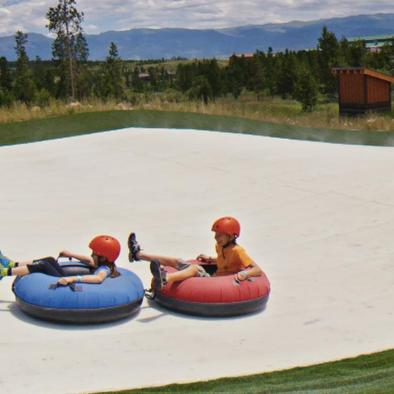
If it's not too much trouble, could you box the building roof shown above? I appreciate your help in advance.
[365,42,386,50]
[348,34,394,43]
[332,67,394,83]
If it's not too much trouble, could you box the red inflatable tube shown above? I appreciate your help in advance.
[154,261,270,317]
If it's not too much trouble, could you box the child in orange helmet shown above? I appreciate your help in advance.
[0,235,121,285]
[128,217,262,290]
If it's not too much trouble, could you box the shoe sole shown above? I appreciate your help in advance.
[127,233,140,262]
[150,260,164,291]
[127,233,136,247]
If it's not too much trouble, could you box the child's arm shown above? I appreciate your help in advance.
[196,254,217,264]
[237,261,263,281]
[57,270,108,286]
[58,250,95,266]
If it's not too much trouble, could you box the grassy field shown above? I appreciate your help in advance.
[97,349,394,393]
[2,109,394,147]
[0,94,393,133]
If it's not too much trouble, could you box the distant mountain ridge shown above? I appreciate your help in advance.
[0,13,393,61]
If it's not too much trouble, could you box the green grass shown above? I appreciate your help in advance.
[1,95,393,133]
[97,349,394,393]
[1,109,394,147]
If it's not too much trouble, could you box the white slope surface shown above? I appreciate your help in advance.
[0,128,393,394]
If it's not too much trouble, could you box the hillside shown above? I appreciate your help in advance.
[0,13,393,60]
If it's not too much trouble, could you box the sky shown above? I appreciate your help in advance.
[0,0,394,37]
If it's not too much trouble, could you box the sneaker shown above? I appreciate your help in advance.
[149,260,167,291]
[127,233,141,262]
[0,250,12,268]
[0,266,8,279]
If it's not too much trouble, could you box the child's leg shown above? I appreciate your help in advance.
[0,253,35,278]
[166,265,200,284]
[150,260,202,290]
[0,250,18,269]
[128,232,183,268]
[0,250,36,269]
[1,257,64,279]
[13,260,33,266]
[27,257,65,276]
[138,252,181,268]
[0,265,30,278]
[8,266,29,276]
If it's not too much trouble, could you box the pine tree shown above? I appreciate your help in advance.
[372,43,394,74]
[204,59,221,99]
[226,55,244,98]
[276,50,298,99]
[176,63,194,92]
[100,42,125,99]
[247,51,266,97]
[293,66,319,112]
[265,47,277,96]
[342,39,367,67]
[131,66,143,92]
[0,57,12,91]
[147,67,158,91]
[0,56,14,106]
[13,31,37,104]
[47,0,88,100]
[317,26,340,95]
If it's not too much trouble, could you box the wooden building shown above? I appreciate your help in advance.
[332,67,394,115]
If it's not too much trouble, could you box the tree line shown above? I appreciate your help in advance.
[0,0,393,112]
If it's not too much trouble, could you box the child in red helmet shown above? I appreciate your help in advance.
[128,217,262,291]
[0,235,121,285]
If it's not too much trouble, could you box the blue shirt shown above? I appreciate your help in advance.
[94,265,111,279]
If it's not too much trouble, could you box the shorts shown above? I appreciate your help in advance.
[175,260,210,278]
[27,257,65,277]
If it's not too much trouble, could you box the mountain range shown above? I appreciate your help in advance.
[0,13,393,61]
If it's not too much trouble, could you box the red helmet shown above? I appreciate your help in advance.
[211,217,241,238]
[89,235,121,263]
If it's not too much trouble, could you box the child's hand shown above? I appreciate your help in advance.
[59,250,72,258]
[57,277,74,286]
[196,254,210,263]
[236,271,248,281]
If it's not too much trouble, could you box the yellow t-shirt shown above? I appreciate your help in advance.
[215,243,254,276]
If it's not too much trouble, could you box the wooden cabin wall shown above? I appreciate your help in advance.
[366,77,390,104]
[339,73,365,104]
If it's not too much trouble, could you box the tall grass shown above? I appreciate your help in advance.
[1,93,393,132]
[0,98,123,124]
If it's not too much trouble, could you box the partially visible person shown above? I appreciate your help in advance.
[0,235,121,285]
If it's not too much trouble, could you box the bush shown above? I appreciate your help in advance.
[34,89,51,107]
[124,91,141,105]
[161,88,185,103]
[187,76,213,104]
[0,89,14,107]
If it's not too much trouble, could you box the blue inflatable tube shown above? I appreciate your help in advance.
[12,261,144,324]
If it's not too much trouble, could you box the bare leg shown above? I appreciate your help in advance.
[14,260,33,266]
[138,252,181,268]
[149,258,200,289]
[9,266,30,277]
[166,265,199,284]
[128,234,201,287]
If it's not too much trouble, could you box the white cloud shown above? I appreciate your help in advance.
[0,0,393,36]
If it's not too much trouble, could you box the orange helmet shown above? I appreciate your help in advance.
[211,217,241,238]
[89,235,121,263]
